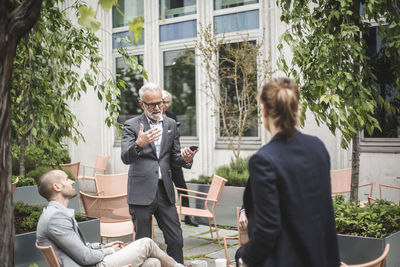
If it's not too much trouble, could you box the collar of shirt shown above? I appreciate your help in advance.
[144,115,163,126]
[48,200,75,219]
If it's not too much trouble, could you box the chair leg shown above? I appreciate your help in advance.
[208,218,213,238]
[213,215,221,247]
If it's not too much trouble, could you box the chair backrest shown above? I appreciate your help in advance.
[342,244,390,267]
[35,242,61,267]
[236,207,249,246]
[207,174,228,202]
[331,168,352,194]
[80,191,131,223]
[94,173,128,196]
[12,176,19,194]
[94,155,110,174]
[60,162,80,179]
[379,184,400,205]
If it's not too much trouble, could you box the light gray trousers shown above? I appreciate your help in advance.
[97,237,181,267]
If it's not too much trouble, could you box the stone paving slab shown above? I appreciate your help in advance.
[154,222,239,266]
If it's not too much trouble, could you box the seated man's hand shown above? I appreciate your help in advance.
[103,241,124,252]
[182,147,198,163]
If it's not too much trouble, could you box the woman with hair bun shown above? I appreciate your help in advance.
[236,78,340,267]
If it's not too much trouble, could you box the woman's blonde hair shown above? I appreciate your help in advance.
[259,77,299,139]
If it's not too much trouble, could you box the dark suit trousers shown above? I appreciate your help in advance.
[129,180,184,263]
[171,166,189,208]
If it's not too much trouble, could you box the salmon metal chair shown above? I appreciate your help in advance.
[340,244,390,267]
[330,168,374,203]
[80,191,134,243]
[94,173,128,196]
[35,242,61,267]
[12,176,19,194]
[36,241,132,267]
[379,184,400,205]
[60,162,80,179]
[223,207,249,267]
[175,174,227,246]
[80,154,109,178]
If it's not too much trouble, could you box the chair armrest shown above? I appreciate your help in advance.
[175,186,208,196]
[179,193,210,202]
[81,164,96,177]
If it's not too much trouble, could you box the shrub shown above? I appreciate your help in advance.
[13,175,36,187]
[11,144,71,175]
[26,165,74,184]
[14,201,89,234]
[188,175,211,184]
[215,157,250,186]
[189,157,250,186]
[333,195,400,238]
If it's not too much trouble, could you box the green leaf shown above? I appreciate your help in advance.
[128,16,144,44]
[77,6,101,32]
[99,0,117,12]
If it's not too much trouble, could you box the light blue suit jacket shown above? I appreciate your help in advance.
[36,201,113,266]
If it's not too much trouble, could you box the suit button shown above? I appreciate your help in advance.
[155,171,158,174]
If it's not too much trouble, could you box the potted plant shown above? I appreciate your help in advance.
[186,157,249,226]
[14,201,100,267]
[333,195,400,267]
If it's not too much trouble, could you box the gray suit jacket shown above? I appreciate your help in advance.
[36,201,113,267]
[121,114,190,205]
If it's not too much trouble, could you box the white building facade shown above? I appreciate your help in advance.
[66,0,400,198]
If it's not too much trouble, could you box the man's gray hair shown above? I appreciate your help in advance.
[139,83,162,100]
[162,90,172,100]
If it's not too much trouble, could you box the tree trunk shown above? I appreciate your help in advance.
[350,132,360,202]
[0,0,43,264]
[19,138,26,176]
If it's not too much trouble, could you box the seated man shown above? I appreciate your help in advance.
[36,169,185,267]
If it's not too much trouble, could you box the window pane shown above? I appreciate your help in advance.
[219,41,258,137]
[113,0,144,28]
[214,0,258,10]
[160,0,196,19]
[163,49,196,136]
[159,20,197,42]
[116,55,144,123]
[214,10,259,34]
[364,27,400,138]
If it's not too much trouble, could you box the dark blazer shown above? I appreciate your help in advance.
[121,113,190,205]
[242,131,340,267]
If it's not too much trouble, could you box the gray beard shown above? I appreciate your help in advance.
[145,109,161,122]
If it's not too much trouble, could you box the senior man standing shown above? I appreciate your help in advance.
[121,83,198,264]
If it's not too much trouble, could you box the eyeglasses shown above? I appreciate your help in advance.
[142,100,164,109]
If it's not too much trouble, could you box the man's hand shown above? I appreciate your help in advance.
[103,241,124,252]
[182,147,198,163]
[135,123,162,148]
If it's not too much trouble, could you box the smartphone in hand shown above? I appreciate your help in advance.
[189,146,198,151]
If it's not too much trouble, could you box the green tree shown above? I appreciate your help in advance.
[277,0,400,202]
[11,1,119,176]
[0,0,143,264]
[196,24,273,165]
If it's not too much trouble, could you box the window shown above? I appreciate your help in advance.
[116,55,144,124]
[159,0,196,19]
[163,49,196,136]
[159,20,197,42]
[364,27,400,139]
[214,0,258,10]
[113,0,144,28]
[218,41,259,137]
[214,10,259,34]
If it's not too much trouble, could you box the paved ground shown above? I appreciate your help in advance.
[153,222,239,266]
